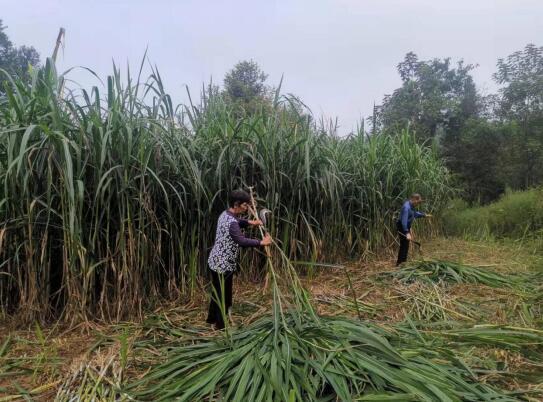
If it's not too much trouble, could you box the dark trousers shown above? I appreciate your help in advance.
[206,269,233,329]
[396,222,410,266]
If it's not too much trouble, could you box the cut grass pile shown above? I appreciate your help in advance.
[392,282,481,322]
[125,313,528,402]
[383,259,542,326]
[2,239,542,401]
[122,253,542,401]
[384,260,529,289]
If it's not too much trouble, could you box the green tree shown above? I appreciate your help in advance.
[443,44,543,203]
[223,60,270,115]
[442,118,509,203]
[493,44,543,189]
[377,52,479,142]
[0,20,40,87]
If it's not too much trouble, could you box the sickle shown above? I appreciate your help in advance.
[259,208,272,227]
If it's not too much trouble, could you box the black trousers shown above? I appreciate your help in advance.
[206,269,233,329]
[396,222,410,266]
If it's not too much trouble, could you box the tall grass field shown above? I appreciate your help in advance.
[0,59,451,322]
[2,56,542,402]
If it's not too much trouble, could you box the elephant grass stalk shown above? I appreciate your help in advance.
[0,57,452,321]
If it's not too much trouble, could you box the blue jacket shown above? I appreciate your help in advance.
[397,200,425,234]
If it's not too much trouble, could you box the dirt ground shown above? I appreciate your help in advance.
[1,236,542,401]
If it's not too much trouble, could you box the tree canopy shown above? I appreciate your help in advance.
[375,45,543,203]
[0,20,40,86]
[223,60,271,115]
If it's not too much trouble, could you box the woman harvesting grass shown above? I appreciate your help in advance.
[206,190,272,329]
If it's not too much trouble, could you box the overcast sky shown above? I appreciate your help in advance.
[2,0,542,133]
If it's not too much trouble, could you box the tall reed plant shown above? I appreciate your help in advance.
[0,59,452,321]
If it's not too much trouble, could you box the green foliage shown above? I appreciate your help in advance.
[223,59,271,115]
[127,312,519,402]
[442,118,510,203]
[0,58,451,321]
[443,187,543,239]
[494,44,543,119]
[0,19,40,87]
[394,282,480,322]
[494,44,543,190]
[378,45,543,203]
[431,325,543,358]
[376,52,479,142]
[443,44,543,201]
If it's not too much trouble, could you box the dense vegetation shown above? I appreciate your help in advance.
[444,187,543,240]
[0,23,542,402]
[0,19,40,89]
[374,45,543,203]
[0,58,450,321]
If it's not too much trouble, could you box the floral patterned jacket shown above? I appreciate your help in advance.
[208,211,260,273]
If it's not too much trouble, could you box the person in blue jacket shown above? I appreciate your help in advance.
[396,193,431,266]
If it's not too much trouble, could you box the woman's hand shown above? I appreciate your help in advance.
[249,219,263,226]
[260,233,272,246]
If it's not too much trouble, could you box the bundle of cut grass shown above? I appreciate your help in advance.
[314,293,380,317]
[386,260,521,288]
[427,325,543,361]
[394,282,479,322]
[126,312,519,402]
[55,361,121,402]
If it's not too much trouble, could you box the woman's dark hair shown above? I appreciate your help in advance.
[229,190,251,207]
